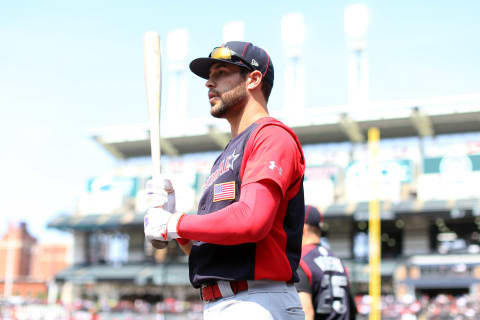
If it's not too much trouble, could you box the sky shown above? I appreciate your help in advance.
[1,0,479,242]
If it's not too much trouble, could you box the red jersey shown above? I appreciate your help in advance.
[178,117,305,288]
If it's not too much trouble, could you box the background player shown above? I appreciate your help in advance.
[296,205,357,320]
[144,41,306,319]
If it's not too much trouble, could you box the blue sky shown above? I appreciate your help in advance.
[1,0,479,242]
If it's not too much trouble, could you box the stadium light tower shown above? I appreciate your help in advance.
[166,29,188,135]
[223,21,245,42]
[281,13,305,121]
[344,4,369,110]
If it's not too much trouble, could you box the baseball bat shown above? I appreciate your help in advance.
[144,31,168,250]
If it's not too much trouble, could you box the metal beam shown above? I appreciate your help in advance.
[91,136,125,159]
[339,113,364,143]
[208,125,230,149]
[411,106,434,137]
[160,138,179,156]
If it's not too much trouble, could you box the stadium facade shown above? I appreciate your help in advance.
[48,93,480,305]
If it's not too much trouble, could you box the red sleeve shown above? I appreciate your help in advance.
[241,125,302,196]
[177,179,281,245]
[296,263,313,292]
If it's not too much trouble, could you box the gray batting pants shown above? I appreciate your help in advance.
[203,280,305,320]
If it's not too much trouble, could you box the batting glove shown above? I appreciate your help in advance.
[144,208,184,241]
[145,178,176,213]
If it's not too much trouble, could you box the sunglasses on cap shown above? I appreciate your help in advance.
[209,47,254,71]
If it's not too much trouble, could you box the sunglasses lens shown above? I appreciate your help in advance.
[210,47,232,60]
[209,46,253,71]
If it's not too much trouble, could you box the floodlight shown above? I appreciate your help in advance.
[281,13,305,48]
[166,29,188,61]
[344,4,369,39]
[223,21,245,42]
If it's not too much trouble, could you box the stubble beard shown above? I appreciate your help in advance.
[210,81,247,119]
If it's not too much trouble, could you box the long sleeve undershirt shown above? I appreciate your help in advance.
[177,179,281,245]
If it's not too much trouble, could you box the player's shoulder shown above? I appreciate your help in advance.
[255,116,295,132]
[253,117,299,144]
[319,244,338,258]
[304,244,336,259]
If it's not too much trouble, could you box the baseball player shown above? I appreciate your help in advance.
[296,205,357,320]
[144,41,306,319]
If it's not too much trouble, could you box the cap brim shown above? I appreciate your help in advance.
[189,57,248,79]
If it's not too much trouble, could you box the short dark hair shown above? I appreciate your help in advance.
[239,68,272,102]
[261,81,272,102]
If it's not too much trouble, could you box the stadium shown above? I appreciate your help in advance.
[2,3,480,320]
[45,91,480,318]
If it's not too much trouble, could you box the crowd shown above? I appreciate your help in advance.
[356,294,480,319]
[0,298,203,320]
[2,294,480,319]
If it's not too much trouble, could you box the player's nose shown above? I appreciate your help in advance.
[205,78,215,88]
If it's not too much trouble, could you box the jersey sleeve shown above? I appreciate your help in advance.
[241,125,302,196]
[178,179,281,245]
[295,266,312,294]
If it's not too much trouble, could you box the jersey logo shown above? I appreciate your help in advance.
[269,161,283,176]
[213,181,236,202]
[203,150,240,191]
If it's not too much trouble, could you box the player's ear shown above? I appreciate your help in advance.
[246,70,262,90]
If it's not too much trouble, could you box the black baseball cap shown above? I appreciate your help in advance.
[189,41,274,87]
[305,205,324,229]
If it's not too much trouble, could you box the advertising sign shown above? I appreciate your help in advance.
[418,154,480,200]
[344,159,413,202]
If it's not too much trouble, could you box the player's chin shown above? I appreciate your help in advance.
[210,101,220,111]
[210,105,226,118]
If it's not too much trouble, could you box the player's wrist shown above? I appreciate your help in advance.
[166,212,185,240]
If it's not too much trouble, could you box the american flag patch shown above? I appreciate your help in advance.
[213,181,236,202]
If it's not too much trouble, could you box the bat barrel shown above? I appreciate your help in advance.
[144,31,162,181]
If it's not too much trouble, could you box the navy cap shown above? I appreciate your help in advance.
[189,41,274,87]
[305,205,324,228]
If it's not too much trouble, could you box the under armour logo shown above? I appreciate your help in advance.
[269,161,283,176]
[251,59,259,67]
[269,161,276,170]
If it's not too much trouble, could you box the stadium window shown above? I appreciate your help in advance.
[430,216,480,254]
[353,220,403,260]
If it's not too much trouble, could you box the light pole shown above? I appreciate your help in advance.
[281,13,305,122]
[166,29,188,135]
[344,4,369,110]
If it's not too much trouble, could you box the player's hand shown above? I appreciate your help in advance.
[145,177,176,213]
[144,207,184,241]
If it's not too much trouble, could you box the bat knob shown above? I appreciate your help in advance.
[163,179,175,194]
[151,239,169,249]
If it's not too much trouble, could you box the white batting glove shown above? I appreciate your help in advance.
[144,207,184,241]
[145,178,176,213]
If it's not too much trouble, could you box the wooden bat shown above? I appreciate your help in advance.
[144,31,168,250]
